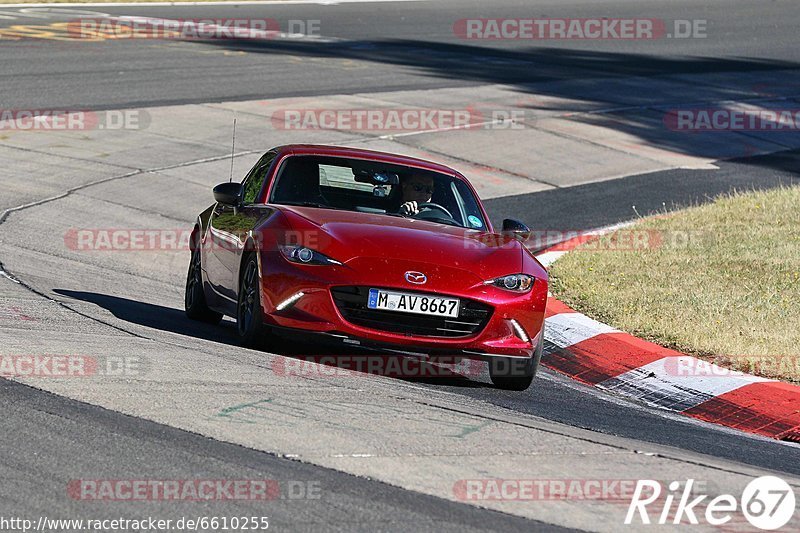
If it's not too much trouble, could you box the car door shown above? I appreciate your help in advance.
[205,152,277,311]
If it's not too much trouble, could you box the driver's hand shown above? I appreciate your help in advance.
[399,201,419,216]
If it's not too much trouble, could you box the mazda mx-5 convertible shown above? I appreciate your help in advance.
[185,145,548,390]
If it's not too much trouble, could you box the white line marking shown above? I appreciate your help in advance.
[0,268,21,284]
[376,118,515,140]
[545,312,619,348]
[535,250,567,267]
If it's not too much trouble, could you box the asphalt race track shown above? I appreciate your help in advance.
[0,0,799,110]
[1,1,800,531]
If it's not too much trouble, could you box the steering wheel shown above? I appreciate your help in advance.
[415,202,453,219]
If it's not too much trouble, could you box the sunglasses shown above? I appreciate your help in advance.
[410,183,435,194]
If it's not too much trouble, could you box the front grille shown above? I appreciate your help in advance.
[331,286,492,338]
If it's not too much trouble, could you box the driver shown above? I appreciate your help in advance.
[397,174,435,216]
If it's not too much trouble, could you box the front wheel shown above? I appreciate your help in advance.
[237,254,274,348]
[488,335,542,391]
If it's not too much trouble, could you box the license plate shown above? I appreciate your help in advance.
[367,289,460,318]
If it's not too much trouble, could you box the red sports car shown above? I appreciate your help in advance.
[185,145,548,390]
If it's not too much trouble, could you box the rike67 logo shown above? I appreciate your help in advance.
[626,477,796,530]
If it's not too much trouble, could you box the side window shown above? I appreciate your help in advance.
[242,152,277,204]
[453,180,485,229]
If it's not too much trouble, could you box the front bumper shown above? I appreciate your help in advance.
[259,252,547,358]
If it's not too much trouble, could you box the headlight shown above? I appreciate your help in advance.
[278,245,342,266]
[487,274,534,292]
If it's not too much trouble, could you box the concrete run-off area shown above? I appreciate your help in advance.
[2,77,800,530]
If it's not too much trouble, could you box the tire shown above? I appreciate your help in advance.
[236,254,274,348]
[488,334,542,391]
[185,248,223,324]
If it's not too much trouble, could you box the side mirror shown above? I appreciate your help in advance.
[502,218,531,240]
[213,182,242,206]
[353,168,400,186]
[502,218,530,232]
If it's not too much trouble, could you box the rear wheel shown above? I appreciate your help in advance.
[488,335,542,391]
[185,248,223,324]
[237,254,274,348]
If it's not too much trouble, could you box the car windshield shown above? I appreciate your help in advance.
[268,155,488,230]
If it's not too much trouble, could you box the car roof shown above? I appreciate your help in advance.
[273,144,461,176]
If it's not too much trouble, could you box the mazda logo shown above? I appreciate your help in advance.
[404,271,427,284]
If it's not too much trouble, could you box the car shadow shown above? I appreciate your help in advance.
[53,289,492,389]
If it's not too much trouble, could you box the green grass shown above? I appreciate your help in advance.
[549,186,800,383]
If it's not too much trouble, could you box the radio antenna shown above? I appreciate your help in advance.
[228,116,237,183]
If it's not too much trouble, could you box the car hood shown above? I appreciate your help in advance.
[275,206,537,281]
